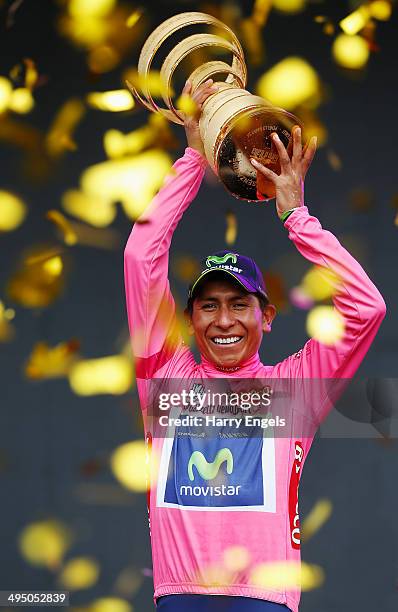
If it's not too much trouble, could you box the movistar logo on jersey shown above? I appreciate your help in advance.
[188,448,233,481]
[206,253,238,267]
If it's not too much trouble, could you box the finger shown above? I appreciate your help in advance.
[301,136,317,178]
[250,158,279,183]
[182,80,192,95]
[192,83,218,104]
[291,125,302,169]
[271,133,290,172]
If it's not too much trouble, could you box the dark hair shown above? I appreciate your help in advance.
[185,272,269,317]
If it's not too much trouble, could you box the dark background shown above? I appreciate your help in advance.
[0,0,397,610]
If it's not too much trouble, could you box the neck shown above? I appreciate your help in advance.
[200,351,261,376]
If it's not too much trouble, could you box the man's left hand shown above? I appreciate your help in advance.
[250,126,317,218]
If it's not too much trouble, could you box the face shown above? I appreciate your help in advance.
[186,278,276,368]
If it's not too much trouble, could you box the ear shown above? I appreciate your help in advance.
[183,308,195,336]
[262,304,277,333]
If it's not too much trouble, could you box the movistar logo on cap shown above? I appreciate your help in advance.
[188,448,233,481]
[206,253,238,268]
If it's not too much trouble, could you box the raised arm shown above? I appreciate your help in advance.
[123,79,218,382]
[251,128,386,421]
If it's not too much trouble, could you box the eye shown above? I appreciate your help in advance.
[202,303,216,310]
[233,303,247,309]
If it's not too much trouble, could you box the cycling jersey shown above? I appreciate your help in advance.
[123,147,386,612]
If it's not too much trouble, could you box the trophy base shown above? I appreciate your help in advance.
[216,108,301,202]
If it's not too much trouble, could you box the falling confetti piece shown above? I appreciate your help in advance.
[340,6,371,35]
[45,98,86,158]
[250,560,324,591]
[7,246,66,308]
[25,339,80,380]
[90,597,132,612]
[18,520,72,570]
[332,34,370,69]
[126,8,142,28]
[223,546,251,571]
[301,498,333,543]
[251,0,273,26]
[302,265,339,301]
[8,87,34,113]
[272,0,307,15]
[225,210,237,245]
[263,271,288,311]
[69,355,133,396]
[58,557,100,590]
[46,210,78,245]
[23,57,38,90]
[0,76,13,112]
[0,300,16,342]
[110,440,154,492]
[176,93,198,117]
[256,57,321,110]
[326,149,342,171]
[369,0,393,20]
[0,190,27,231]
[86,89,134,112]
[306,305,345,345]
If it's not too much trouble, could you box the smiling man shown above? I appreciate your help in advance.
[123,80,386,612]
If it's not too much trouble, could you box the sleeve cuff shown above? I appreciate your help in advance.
[185,147,208,170]
[283,205,310,229]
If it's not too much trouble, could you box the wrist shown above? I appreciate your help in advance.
[279,207,300,222]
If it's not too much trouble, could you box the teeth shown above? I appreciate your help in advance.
[213,336,241,344]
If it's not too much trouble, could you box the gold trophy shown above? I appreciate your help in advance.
[125,12,301,201]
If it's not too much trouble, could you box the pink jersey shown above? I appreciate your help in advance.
[124,147,386,611]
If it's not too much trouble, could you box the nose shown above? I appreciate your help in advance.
[214,304,235,329]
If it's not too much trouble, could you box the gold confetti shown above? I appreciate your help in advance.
[8,87,34,113]
[272,0,307,15]
[225,210,237,245]
[68,355,133,396]
[369,0,393,21]
[0,190,27,231]
[250,560,324,591]
[23,57,38,90]
[176,93,198,117]
[326,149,342,171]
[46,210,78,245]
[62,190,117,228]
[126,8,142,28]
[340,6,371,35]
[332,34,370,70]
[223,546,250,571]
[45,98,86,157]
[113,566,143,598]
[256,57,321,110]
[301,499,333,543]
[58,557,100,590]
[86,89,134,112]
[0,300,15,342]
[90,598,132,612]
[302,265,339,301]
[251,0,273,26]
[7,246,66,308]
[18,520,72,570]
[0,76,13,112]
[306,305,345,345]
[110,440,154,492]
[25,339,80,380]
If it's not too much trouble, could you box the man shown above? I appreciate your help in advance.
[123,80,386,611]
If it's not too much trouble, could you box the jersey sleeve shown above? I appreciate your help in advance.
[123,147,207,393]
[273,206,386,423]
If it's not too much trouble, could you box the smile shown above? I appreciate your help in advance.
[211,336,243,345]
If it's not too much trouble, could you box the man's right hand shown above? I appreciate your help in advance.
[181,79,219,159]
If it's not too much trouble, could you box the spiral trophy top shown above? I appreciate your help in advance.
[126,12,248,125]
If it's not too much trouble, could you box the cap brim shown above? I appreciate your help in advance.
[189,268,267,300]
